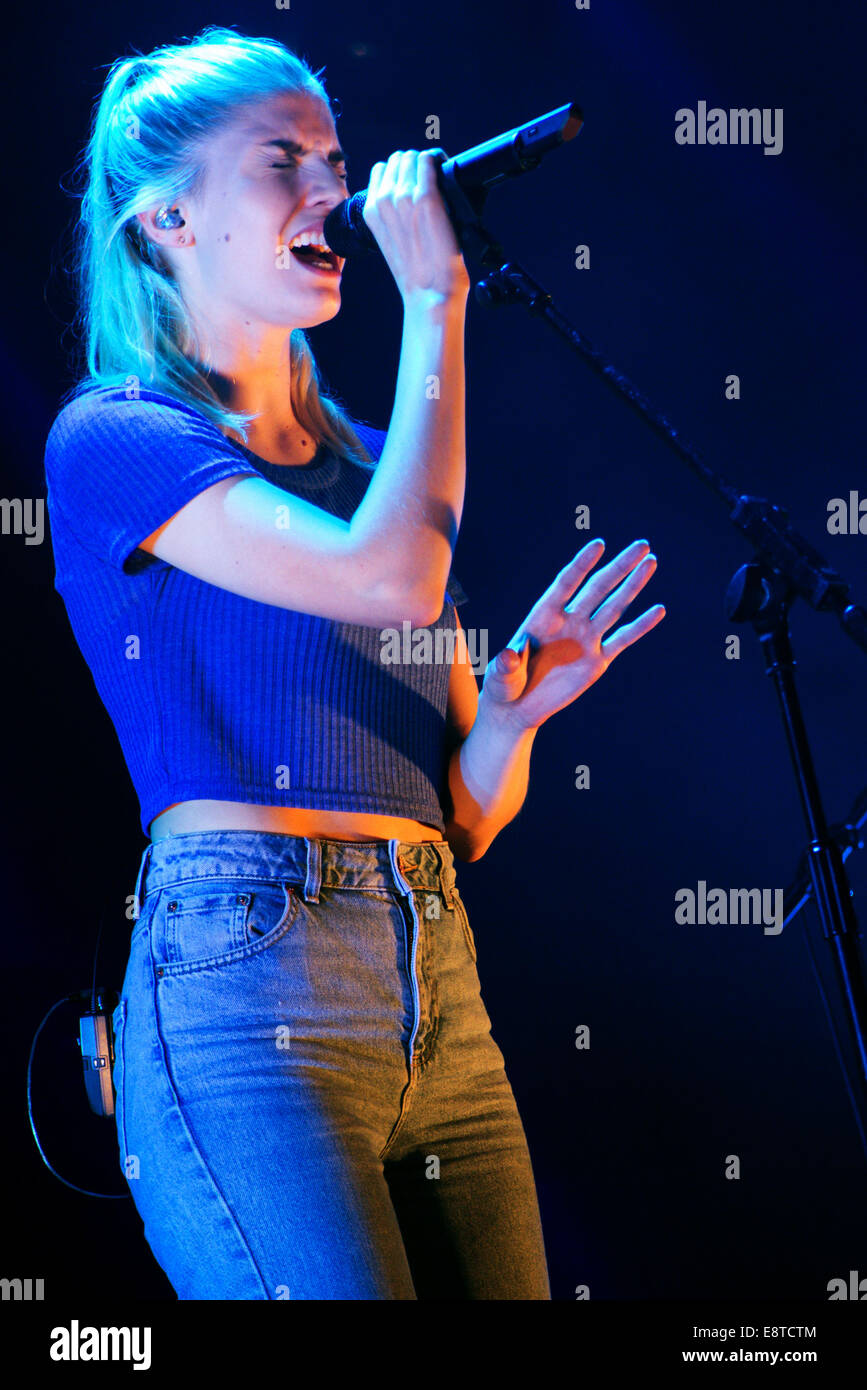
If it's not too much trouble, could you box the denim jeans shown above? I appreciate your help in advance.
[112,830,551,1300]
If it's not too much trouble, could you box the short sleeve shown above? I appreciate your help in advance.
[350,420,468,607]
[44,386,262,571]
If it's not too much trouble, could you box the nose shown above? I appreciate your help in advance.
[316,185,350,216]
[302,159,350,209]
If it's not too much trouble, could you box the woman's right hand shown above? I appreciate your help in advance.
[362,149,471,305]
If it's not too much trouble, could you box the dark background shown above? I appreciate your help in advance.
[3,0,865,1302]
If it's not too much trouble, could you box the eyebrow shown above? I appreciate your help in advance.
[258,137,348,164]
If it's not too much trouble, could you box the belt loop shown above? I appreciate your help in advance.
[434,842,456,909]
[303,837,322,902]
[132,843,152,920]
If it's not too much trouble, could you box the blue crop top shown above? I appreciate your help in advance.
[43,385,468,837]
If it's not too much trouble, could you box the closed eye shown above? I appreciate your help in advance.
[271,158,348,182]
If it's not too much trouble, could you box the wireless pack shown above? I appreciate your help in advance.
[76,988,119,1118]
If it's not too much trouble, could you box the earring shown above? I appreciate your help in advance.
[154,206,185,229]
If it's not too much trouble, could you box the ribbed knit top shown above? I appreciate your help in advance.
[43,385,468,837]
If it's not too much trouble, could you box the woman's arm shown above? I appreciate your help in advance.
[348,149,470,623]
[441,616,537,862]
[444,702,538,863]
[349,292,467,625]
[139,289,467,630]
[140,150,470,629]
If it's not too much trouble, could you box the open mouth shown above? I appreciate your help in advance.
[288,243,341,274]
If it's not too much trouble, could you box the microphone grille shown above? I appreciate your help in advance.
[324,191,374,257]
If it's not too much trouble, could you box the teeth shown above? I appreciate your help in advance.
[288,230,331,254]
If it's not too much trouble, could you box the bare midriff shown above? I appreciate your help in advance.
[149,800,444,844]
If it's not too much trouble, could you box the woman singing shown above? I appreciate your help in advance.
[44,27,664,1300]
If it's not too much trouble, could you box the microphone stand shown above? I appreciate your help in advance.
[442,162,867,1144]
[782,787,867,1158]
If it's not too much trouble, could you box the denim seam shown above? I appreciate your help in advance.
[148,952,272,1299]
[112,998,129,1166]
[377,845,423,1162]
[141,871,302,894]
[452,893,478,963]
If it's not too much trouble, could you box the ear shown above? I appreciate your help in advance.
[135,206,195,250]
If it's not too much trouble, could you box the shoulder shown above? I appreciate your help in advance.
[43,383,247,523]
[45,383,226,465]
[43,383,261,571]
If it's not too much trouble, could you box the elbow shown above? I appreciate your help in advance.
[460,842,488,863]
[410,588,447,628]
[445,822,490,862]
[385,556,450,627]
[355,576,443,629]
[385,581,446,629]
[352,539,447,628]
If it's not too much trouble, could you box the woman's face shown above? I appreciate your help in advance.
[143,90,350,343]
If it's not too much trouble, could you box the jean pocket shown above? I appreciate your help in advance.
[154,878,299,975]
[110,998,129,1173]
[453,891,478,963]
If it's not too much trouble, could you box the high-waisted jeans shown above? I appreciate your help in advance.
[112,830,551,1300]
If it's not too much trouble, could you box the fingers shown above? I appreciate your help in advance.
[365,150,443,215]
[417,147,448,181]
[394,149,420,195]
[372,150,417,203]
[600,603,666,663]
[361,148,466,298]
[582,551,658,634]
[502,634,533,668]
[482,639,531,706]
[531,538,606,616]
[363,151,411,229]
[564,538,651,618]
[366,158,384,201]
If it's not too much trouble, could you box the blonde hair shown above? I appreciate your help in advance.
[64,24,373,464]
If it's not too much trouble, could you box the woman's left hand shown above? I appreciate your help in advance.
[480,538,666,731]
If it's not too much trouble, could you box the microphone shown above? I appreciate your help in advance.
[323,101,583,260]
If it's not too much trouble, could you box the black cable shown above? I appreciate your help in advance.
[26,901,132,1200]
